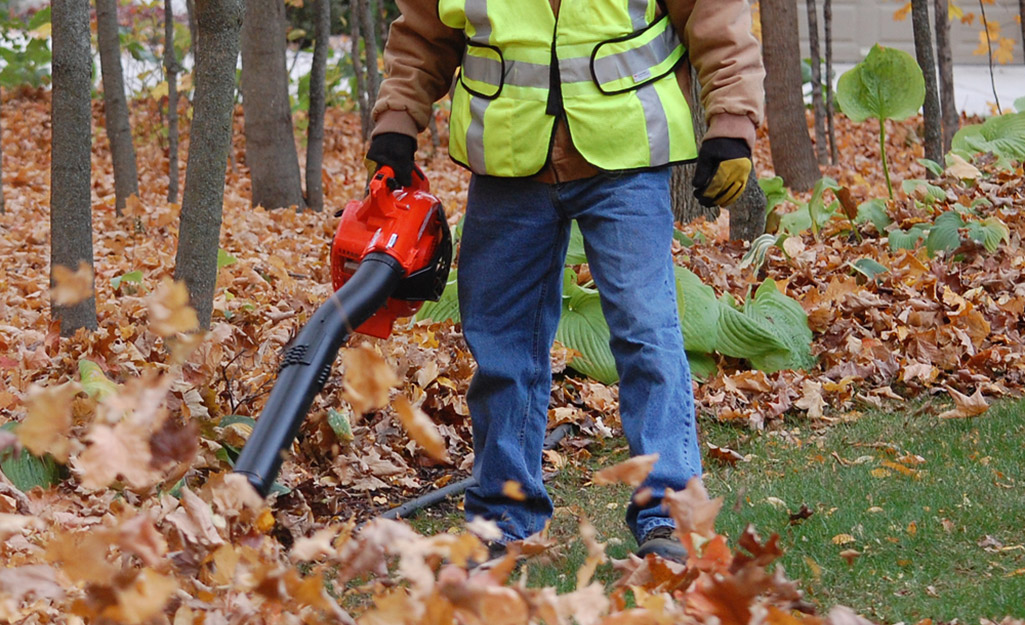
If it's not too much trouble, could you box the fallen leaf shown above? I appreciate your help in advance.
[501,480,526,501]
[342,346,399,415]
[50,261,94,306]
[18,382,79,462]
[593,454,658,487]
[393,396,450,463]
[938,388,989,418]
[147,278,199,337]
[831,533,855,545]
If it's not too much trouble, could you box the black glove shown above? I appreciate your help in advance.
[366,132,417,187]
[692,137,753,208]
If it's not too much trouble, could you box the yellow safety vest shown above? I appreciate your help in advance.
[439,0,697,177]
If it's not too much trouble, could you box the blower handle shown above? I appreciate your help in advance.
[233,253,405,496]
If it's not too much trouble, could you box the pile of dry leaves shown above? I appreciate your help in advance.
[0,88,1022,622]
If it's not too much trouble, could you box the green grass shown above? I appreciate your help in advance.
[406,398,1025,622]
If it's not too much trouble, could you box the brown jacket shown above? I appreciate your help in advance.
[372,0,765,183]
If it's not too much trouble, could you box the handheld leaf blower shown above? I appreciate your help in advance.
[233,166,452,496]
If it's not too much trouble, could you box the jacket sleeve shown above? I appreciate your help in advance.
[667,0,765,149]
[371,1,465,138]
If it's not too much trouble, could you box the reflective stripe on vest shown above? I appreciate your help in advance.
[441,0,697,176]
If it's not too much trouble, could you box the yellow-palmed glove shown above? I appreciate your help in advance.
[692,137,753,208]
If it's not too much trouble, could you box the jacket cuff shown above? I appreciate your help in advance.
[704,113,757,152]
[372,110,420,139]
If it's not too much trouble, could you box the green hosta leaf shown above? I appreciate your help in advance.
[758,176,788,214]
[1016,96,1025,113]
[217,249,238,270]
[556,270,617,384]
[415,269,460,324]
[328,409,354,443]
[27,6,51,30]
[566,221,588,265]
[855,198,892,232]
[110,270,143,290]
[917,158,944,177]
[675,266,720,355]
[888,223,929,252]
[836,44,925,123]
[926,211,965,256]
[778,205,812,236]
[966,217,1010,253]
[902,179,948,204]
[807,177,842,236]
[686,352,718,380]
[78,359,119,402]
[851,258,889,282]
[672,228,693,247]
[0,423,62,492]
[738,233,779,271]
[743,280,816,373]
[715,303,790,364]
[952,112,1025,160]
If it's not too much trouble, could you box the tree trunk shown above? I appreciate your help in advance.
[911,0,942,169]
[729,169,767,241]
[934,0,957,151]
[824,0,838,163]
[760,0,819,191]
[186,0,199,56]
[1020,0,1025,68]
[351,0,371,139]
[361,0,380,105]
[1,91,5,215]
[305,0,329,212]
[51,0,97,335]
[165,0,181,203]
[96,0,139,215]
[174,0,244,329]
[240,0,306,210]
[806,0,827,165]
[672,67,715,226]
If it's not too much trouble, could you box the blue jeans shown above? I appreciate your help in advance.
[458,168,702,544]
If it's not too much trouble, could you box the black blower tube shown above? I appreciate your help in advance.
[234,253,405,496]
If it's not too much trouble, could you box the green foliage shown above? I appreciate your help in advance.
[0,7,52,88]
[901,179,948,205]
[217,249,238,269]
[916,158,944,177]
[836,44,926,198]
[0,423,62,492]
[887,211,1009,257]
[778,177,842,239]
[951,111,1025,163]
[851,257,888,282]
[417,245,816,383]
[79,359,120,402]
[555,269,617,384]
[1016,96,1025,113]
[758,176,788,215]
[835,44,925,123]
[854,198,892,233]
[414,268,460,324]
[111,270,144,291]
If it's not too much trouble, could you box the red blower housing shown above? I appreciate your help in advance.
[330,166,452,338]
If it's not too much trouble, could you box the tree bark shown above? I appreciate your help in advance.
[174,0,244,329]
[824,0,838,163]
[672,67,715,227]
[51,0,97,335]
[240,0,306,210]
[934,0,957,152]
[1020,0,1025,68]
[806,0,828,165]
[911,0,942,169]
[672,66,765,241]
[165,0,181,203]
[186,0,199,56]
[361,0,380,105]
[760,0,820,191]
[96,0,139,215]
[1,91,5,215]
[351,0,371,139]
[305,0,329,212]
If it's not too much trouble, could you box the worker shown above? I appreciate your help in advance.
[365,0,765,562]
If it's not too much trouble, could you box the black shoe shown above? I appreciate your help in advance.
[635,526,687,563]
[466,540,509,570]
